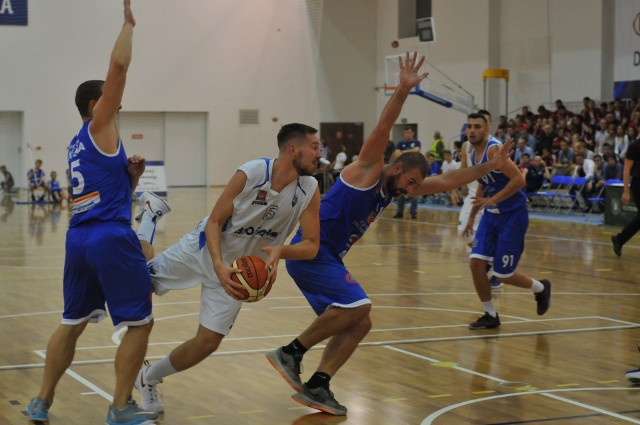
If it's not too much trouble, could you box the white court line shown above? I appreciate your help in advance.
[420,387,640,424]
[384,346,640,424]
[33,350,113,402]
[7,319,637,371]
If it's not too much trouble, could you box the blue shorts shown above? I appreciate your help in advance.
[63,223,153,329]
[286,250,371,316]
[470,207,528,278]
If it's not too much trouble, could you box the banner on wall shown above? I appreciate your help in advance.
[135,161,168,197]
[614,0,640,98]
[0,0,27,25]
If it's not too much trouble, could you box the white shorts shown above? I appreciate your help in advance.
[457,194,484,244]
[149,225,242,336]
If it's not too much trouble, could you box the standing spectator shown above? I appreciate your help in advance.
[441,149,461,205]
[330,144,347,182]
[393,126,422,219]
[428,130,444,165]
[0,165,14,193]
[452,140,462,162]
[384,139,396,163]
[612,138,640,257]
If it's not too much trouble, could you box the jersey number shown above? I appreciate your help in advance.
[70,159,85,195]
[501,255,514,269]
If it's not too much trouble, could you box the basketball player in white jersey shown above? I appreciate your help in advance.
[134,123,322,413]
[459,109,502,289]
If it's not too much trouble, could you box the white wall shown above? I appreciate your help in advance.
[0,0,614,184]
[375,0,606,147]
[0,0,324,185]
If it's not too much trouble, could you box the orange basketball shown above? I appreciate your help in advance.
[230,255,272,302]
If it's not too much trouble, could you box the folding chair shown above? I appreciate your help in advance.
[587,179,623,215]
[565,176,588,213]
[531,175,573,212]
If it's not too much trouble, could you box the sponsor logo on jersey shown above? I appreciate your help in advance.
[252,190,268,205]
[233,226,280,239]
[345,273,358,284]
[291,194,298,207]
[68,140,86,159]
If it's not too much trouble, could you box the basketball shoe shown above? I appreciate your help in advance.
[469,312,501,330]
[266,347,304,392]
[105,398,159,425]
[135,192,171,223]
[626,367,640,383]
[292,383,347,416]
[535,279,551,315]
[134,361,164,413]
[27,397,51,422]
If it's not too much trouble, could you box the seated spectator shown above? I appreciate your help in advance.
[572,152,596,210]
[49,171,63,203]
[27,159,48,202]
[554,140,574,176]
[452,141,462,162]
[589,154,605,196]
[514,137,535,165]
[575,142,594,160]
[614,125,630,160]
[426,152,440,176]
[522,154,550,194]
[329,144,347,182]
[602,154,623,181]
[0,165,15,193]
[541,147,556,171]
[601,142,615,163]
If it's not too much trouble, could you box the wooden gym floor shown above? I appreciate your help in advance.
[1,187,640,425]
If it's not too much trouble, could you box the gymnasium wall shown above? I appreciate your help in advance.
[0,0,614,185]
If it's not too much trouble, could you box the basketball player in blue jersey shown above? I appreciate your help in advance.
[28,2,162,424]
[463,113,551,330]
[266,53,515,416]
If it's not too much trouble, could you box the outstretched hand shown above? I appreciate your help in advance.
[124,0,136,27]
[488,138,514,170]
[398,52,429,90]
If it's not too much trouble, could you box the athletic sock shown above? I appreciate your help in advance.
[306,372,331,389]
[482,301,497,317]
[531,279,544,293]
[282,338,308,356]
[146,356,178,382]
[136,211,157,244]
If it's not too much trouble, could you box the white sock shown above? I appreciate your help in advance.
[482,301,497,317]
[147,356,178,382]
[531,279,544,293]
[136,211,157,244]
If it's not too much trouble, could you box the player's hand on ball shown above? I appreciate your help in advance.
[261,246,281,285]
[214,262,245,300]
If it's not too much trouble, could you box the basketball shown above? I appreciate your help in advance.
[231,255,272,302]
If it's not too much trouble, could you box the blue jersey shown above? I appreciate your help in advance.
[50,179,61,193]
[28,168,46,185]
[471,138,526,213]
[292,175,392,259]
[67,120,132,227]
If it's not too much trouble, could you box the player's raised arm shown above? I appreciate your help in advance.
[356,52,428,168]
[90,0,136,154]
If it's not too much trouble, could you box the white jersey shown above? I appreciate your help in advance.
[219,158,318,266]
[151,158,318,294]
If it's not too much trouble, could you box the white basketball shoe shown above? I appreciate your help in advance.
[134,361,165,413]
[135,192,171,223]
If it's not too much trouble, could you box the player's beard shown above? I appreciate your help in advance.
[293,155,316,176]
[468,133,486,146]
[385,172,405,197]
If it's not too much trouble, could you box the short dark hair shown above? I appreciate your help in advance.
[522,153,531,159]
[391,152,428,178]
[75,80,104,117]
[277,123,318,151]
[477,109,492,119]
[443,149,452,155]
[468,113,487,124]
